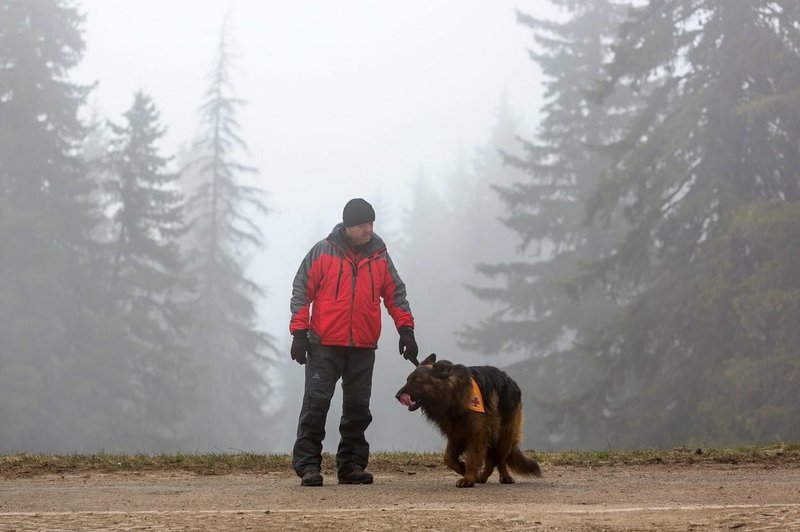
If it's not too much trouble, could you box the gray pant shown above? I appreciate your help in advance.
[292,344,375,476]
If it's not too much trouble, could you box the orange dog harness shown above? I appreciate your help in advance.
[467,377,485,413]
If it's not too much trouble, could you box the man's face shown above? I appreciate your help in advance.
[345,222,373,245]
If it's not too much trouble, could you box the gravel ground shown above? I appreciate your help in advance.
[1,462,799,530]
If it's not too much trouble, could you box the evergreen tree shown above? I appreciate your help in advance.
[0,0,103,451]
[182,12,275,449]
[576,0,800,446]
[397,101,530,369]
[459,1,632,449]
[101,90,197,448]
[450,97,530,359]
[461,97,525,263]
[81,102,115,243]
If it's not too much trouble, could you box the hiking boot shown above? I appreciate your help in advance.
[300,469,323,487]
[337,466,373,485]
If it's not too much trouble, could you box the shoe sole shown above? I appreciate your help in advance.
[337,478,373,485]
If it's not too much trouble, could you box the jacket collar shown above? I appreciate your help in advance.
[327,223,386,260]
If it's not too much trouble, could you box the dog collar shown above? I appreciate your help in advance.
[467,377,485,413]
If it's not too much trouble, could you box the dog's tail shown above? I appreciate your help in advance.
[508,447,542,477]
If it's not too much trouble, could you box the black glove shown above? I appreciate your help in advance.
[398,326,418,362]
[291,330,311,365]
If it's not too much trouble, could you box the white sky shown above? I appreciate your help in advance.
[75,0,550,341]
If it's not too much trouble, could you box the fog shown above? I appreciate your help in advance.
[69,1,549,453]
[5,0,797,456]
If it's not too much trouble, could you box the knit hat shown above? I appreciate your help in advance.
[342,198,375,227]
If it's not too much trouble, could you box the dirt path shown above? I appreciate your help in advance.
[1,463,799,530]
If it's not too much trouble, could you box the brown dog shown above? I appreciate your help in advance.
[396,353,541,487]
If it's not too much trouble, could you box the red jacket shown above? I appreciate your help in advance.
[290,224,414,348]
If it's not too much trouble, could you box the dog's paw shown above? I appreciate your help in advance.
[499,475,515,484]
[456,478,475,488]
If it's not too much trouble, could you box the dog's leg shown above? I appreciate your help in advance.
[496,461,515,484]
[496,436,516,484]
[443,439,465,476]
[496,444,516,484]
[458,444,481,487]
[477,452,496,484]
[496,407,525,483]
[477,444,499,483]
[458,431,486,488]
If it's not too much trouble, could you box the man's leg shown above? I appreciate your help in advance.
[292,344,343,481]
[336,348,375,482]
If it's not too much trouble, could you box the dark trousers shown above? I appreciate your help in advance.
[292,344,375,476]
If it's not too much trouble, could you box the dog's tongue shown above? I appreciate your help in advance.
[398,393,413,407]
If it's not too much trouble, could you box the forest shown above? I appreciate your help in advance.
[1,0,798,453]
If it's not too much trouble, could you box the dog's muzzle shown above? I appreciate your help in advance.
[396,391,421,412]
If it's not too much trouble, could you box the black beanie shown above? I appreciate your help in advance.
[342,198,375,227]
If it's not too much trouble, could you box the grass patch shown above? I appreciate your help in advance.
[540,443,800,466]
[1,443,797,478]
[0,451,292,477]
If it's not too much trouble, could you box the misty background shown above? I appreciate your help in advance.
[2,0,799,455]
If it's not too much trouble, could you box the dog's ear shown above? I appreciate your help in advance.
[421,353,436,367]
[432,359,453,377]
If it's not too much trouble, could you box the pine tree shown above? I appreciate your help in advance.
[459,1,633,448]
[448,97,530,358]
[81,102,115,243]
[181,12,275,449]
[461,96,526,266]
[397,101,531,368]
[0,0,104,451]
[577,0,800,446]
[101,90,198,448]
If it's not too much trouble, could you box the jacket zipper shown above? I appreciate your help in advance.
[349,261,358,346]
[335,257,343,299]
[368,260,375,302]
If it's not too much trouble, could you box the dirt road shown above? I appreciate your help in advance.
[1,463,799,530]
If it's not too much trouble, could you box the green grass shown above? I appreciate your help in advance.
[1,443,797,478]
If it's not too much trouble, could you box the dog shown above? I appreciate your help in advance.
[395,353,541,487]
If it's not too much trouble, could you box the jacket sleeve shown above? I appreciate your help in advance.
[289,243,322,334]
[380,251,414,331]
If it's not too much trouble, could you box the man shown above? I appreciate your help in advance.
[289,198,418,487]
